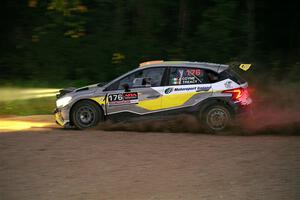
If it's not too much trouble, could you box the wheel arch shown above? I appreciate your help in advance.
[69,99,105,125]
[197,97,235,119]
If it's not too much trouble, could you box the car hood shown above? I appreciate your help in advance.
[57,84,103,99]
[75,84,99,92]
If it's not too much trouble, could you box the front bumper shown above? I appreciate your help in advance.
[54,107,70,127]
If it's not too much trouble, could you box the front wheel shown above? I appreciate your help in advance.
[202,105,232,132]
[71,100,103,129]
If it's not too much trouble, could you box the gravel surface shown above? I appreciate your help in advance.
[0,129,299,200]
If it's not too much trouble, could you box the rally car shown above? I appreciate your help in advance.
[54,61,252,131]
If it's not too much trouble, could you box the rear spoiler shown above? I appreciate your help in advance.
[228,63,252,72]
[239,64,252,71]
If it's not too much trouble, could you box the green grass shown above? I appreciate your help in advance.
[0,97,56,116]
[0,81,92,116]
[0,79,93,89]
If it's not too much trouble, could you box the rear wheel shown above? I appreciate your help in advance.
[71,100,103,129]
[202,105,231,132]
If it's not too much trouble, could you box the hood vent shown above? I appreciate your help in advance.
[56,87,76,99]
[75,87,89,92]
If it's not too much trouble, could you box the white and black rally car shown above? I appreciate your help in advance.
[54,61,252,131]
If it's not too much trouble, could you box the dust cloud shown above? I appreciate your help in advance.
[238,84,300,135]
[97,114,205,133]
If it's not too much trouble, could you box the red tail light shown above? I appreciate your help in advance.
[223,88,247,101]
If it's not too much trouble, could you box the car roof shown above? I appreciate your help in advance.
[139,61,229,73]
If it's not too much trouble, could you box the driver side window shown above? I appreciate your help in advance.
[107,67,165,91]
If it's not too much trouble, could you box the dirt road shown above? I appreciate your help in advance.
[0,127,299,200]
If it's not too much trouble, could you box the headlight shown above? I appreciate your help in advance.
[56,96,72,108]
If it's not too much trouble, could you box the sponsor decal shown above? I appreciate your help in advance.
[187,69,202,76]
[173,86,211,92]
[123,92,138,100]
[172,77,181,85]
[165,88,173,94]
[166,86,211,93]
[109,100,131,105]
[239,64,252,71]
[181,77,198,84]
[225,81,233,88]
[196,86,211,92]
[178,69,184,77]
[174,87,197,92]
[163,86,211,95]
[108,92,138,106]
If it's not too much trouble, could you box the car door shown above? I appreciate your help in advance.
[105,67,167,120]
[161,67,212,111]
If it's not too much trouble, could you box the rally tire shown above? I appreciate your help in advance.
[201,104,231,132]
[71,100,103,129]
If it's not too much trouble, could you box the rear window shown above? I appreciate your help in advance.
[219,69,246,84]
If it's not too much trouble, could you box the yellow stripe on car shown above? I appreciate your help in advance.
[90,96,106,105]
[137,92,198,110]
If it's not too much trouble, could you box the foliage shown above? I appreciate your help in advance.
[0,0,299,86]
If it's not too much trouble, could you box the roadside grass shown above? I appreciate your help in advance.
[0,80,92,116]
[0,97,56,116]
[0,79,92,89]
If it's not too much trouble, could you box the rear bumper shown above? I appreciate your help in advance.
[232,99,253,118]
[54,107,70,126]
[236,104,253,116]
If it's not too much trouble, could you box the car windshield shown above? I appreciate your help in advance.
[102,68,138,90]
[97,82,107,87]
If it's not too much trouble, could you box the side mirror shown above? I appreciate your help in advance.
[122,83,130,92]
